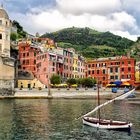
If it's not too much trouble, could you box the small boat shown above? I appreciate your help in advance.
[80,87,135,131]
[83,117,132,130]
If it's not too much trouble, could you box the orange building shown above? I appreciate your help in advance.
[86,56,136,86]
[18,42,41,75]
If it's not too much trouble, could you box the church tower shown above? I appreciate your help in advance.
[0,5,10,57]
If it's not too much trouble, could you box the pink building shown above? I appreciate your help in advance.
[77,56,85,78]
[63,48,73,81]
[36,51,57,86]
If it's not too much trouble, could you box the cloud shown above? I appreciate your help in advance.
[7,0,140,40]
[111,31,138,41]
[56,0,121,15]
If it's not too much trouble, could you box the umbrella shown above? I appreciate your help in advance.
[113,80,122,86]
[106,84,116,87]
[121,82,130,86]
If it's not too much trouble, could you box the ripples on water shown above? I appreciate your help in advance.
[0,99,140,140]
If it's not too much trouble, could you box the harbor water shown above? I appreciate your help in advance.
[0,99,140,140]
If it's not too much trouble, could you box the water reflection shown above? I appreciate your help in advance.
[0,99,139,140]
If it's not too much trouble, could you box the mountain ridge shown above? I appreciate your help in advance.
[41,27,134,58]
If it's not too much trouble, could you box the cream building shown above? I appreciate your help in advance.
[0,5,15,94]
[0,5,10,57]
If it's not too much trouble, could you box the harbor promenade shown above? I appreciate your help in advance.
[12,88,123,99]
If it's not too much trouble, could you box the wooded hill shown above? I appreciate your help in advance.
[41,27,134,58]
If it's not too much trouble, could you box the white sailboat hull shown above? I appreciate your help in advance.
[83,117,132,130]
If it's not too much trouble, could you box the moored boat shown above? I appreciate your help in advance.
[79,87,135,131]
[83,117,132,130]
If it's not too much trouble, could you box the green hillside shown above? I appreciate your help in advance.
[41,27,134,58]
[130,38,140,61]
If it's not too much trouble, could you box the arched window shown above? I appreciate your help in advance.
[0,20,2,25]
[0,34,2,39]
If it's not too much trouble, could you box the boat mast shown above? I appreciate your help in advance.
[97,81,100,122]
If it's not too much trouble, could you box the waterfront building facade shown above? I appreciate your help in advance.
[18,38,86,87]
[0,6,15,93]
[135,61,140,85]
[18,42,40,75]
[0,6,11,57]
[86,56,135,86]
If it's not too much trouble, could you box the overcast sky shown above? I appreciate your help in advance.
[1,0,140,41]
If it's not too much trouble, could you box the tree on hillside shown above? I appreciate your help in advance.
[12,20,27,38]
[10,32,17,41]
[50,75,61,85]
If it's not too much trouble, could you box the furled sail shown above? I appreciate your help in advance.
[82,88,135,118]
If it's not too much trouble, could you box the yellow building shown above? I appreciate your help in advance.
[18,78,45,89]
[135,62,140,83]
[18,71,45,89]
[73,53,78,78]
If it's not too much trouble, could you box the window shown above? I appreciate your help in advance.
[92,64,94,67]
[115,75,118,79]
[97,70,99,74]
[26,60,29,65]
[23,60,25,64]
[27,53,29,56]
[115,67,118,72]
[110,76,114,79]
[92,70,94,74]
[122,61,124,65]
[34,60,36,64]
[53,62,55,66]
[103,69,106,74]
[52,68,55,71]
[121,68,124,72]
[103,77,105,80]
[128,61,131,64]
[34,52,36,56]
[127,75,131,78]
[88,64,91,68]
[0,20,2,25]
[23,53,25,57]
[122,75,124,79]
[6,21,8,26]
[88,71,90,75]
[0,34,2,39]
[110,68,113,73]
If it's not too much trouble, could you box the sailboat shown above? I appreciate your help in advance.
[81,85,135,130]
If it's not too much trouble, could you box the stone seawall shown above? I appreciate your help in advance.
[0,80,15,95]
[13,88,123,99]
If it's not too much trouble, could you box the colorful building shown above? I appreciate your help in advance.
[63,48,73,80]
[18,42,40,75]
[86,56,136,86]
[135,61,140,86]
[36,51,57,86]
[18,70,45,89]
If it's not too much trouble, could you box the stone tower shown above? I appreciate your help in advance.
[0,5,10,57]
